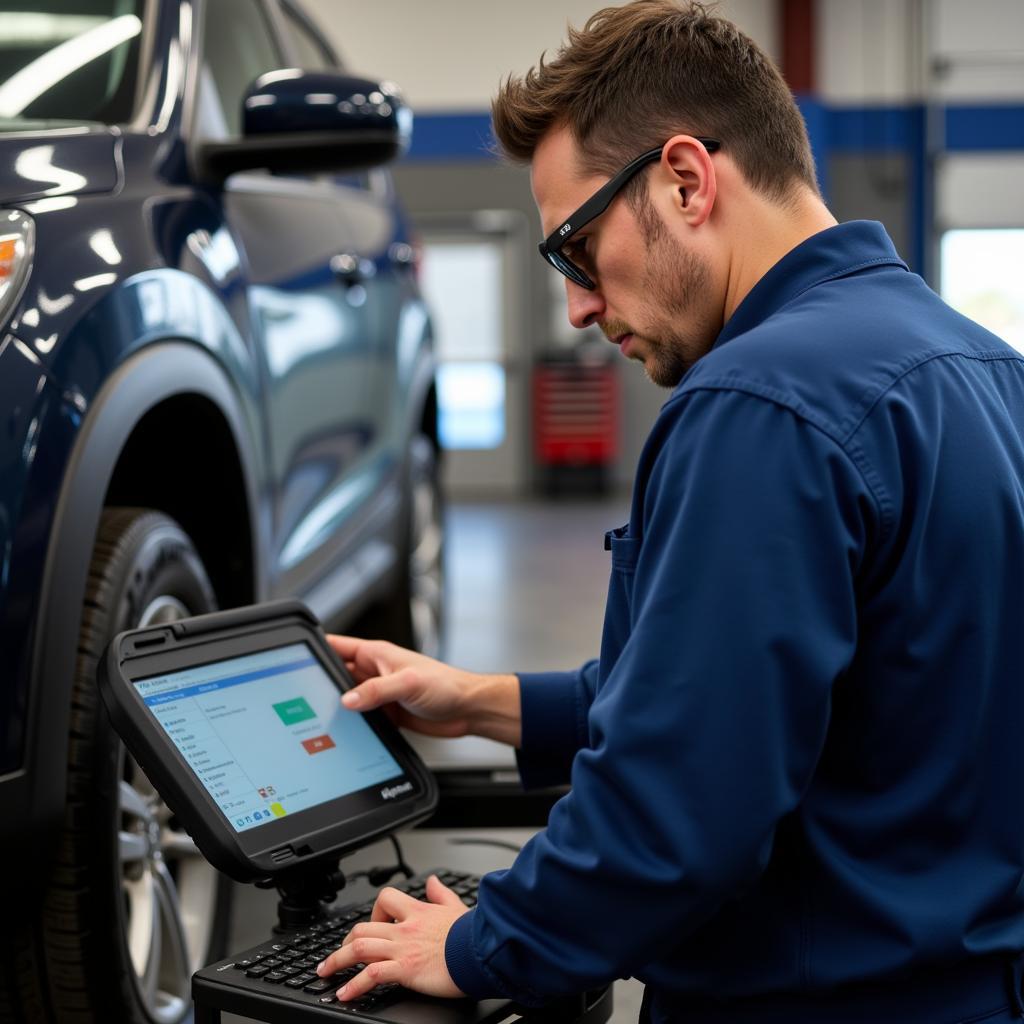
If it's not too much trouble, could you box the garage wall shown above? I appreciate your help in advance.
[302,0,779,109]
[300,0,1024,493]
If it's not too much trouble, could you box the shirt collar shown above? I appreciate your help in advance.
[712,220,909,351]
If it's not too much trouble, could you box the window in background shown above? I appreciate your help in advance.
[940,229,1024,354]
[281,3,334,71]
[199,0,281,139]
[0,3,144,125]
[421,240,506,450]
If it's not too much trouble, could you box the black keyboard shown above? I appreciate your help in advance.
[209,870,482,1018]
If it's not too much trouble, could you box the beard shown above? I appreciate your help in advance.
[638,234,713,386]
[605,193,716,388]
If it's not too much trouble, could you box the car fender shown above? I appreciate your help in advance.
[20,340,262,854]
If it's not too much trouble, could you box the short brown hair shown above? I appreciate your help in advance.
[492,0,818,203]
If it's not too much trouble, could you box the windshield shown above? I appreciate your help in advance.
[0,2,145,127]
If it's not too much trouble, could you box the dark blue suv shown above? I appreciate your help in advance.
[0,2,442,1020]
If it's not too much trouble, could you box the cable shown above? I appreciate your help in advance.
[388,833,415,879]
[346,833,415,889]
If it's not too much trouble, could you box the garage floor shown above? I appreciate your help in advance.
[223,495,645,1024]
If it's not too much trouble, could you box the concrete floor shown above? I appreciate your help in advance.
[223,495,645,1024]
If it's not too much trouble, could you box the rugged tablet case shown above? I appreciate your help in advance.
[97,599,439,882]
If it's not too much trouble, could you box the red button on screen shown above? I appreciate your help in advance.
[301,734,336,754]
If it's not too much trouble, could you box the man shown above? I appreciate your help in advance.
[315,2,1024,1020]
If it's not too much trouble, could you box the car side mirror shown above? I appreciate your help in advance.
[196,70,412,182]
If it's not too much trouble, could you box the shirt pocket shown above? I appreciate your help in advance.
[600,525,642,673]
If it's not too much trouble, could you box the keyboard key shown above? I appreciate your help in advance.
[279,966,301,977]
[303,979,333,994]
[260,958,282,969]
[318,994,337,1005]
[233,959,256,969]
[244,966,270,978]
[263,971,288,984]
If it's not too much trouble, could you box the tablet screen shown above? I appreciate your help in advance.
[133,642,406,833]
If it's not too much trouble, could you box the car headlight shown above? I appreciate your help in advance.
[0,209,35,328]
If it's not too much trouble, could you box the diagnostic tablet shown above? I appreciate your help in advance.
[98,600,437,882]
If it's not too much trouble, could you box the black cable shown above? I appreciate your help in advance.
[347,833,415,889]
[388,833,415,879]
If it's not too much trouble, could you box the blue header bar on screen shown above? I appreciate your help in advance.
[141,657,317,706]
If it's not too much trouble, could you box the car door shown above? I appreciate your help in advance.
[276,0,411,475]
[196,0,380,600]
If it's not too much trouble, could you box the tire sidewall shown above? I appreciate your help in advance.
[69,511,221,1024]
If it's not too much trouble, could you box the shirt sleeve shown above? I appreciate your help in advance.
[445,389,874,1003]
[514,661,599,789]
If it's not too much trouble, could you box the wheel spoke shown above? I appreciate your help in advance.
[119,779,152,824]
[125,871,161,1006]
[413,522,443,572]
[161,828,202,859]
[153,859,191,987]
[119,829,150,865]
[174,856,219,972]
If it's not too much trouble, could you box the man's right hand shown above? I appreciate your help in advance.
[326,636,522,747]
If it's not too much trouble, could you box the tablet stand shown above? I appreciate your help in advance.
[256,858,348,933]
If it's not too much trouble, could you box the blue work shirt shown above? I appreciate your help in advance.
[444,221,1024,1021]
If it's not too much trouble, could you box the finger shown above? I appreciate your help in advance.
[342,669,421,712]
[317,927,392,974]
[338,961,402,1003]
[371,885,417,922]
[426,873,466,910]
[340,922,391,947]
[326,634,364,660]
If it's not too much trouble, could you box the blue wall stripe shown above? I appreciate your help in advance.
[825,106,920,153]
[406,112,496,162]
[945,104,1024,151]
[795,95,830,198]
[405,103,1024,280]
[406,104,1024,161]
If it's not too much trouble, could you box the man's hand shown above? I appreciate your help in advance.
[315,875,469,1001]
[327,636,522,747]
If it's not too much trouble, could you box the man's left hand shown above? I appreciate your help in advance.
[316,875,469,1002]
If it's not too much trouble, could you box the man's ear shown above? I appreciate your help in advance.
[661,135,717,227]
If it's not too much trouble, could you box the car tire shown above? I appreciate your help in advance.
[360,434,445,657]
[7,508,231,1024]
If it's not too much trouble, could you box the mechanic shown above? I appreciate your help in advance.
[315,2,1024,1020]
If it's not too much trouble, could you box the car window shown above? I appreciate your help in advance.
[0,1,145,126]
[198,0,283,139]
[281,6,335,72]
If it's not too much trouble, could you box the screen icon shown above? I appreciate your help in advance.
[301,734,336,755]
[272,697,316,726]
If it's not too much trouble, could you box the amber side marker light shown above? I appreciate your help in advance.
[0,210,35,325]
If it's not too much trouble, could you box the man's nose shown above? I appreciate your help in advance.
[566,279,605,329]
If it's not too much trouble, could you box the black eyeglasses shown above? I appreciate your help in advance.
[538,137,721,290]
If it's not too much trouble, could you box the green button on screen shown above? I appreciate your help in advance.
[272,697,316,726]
